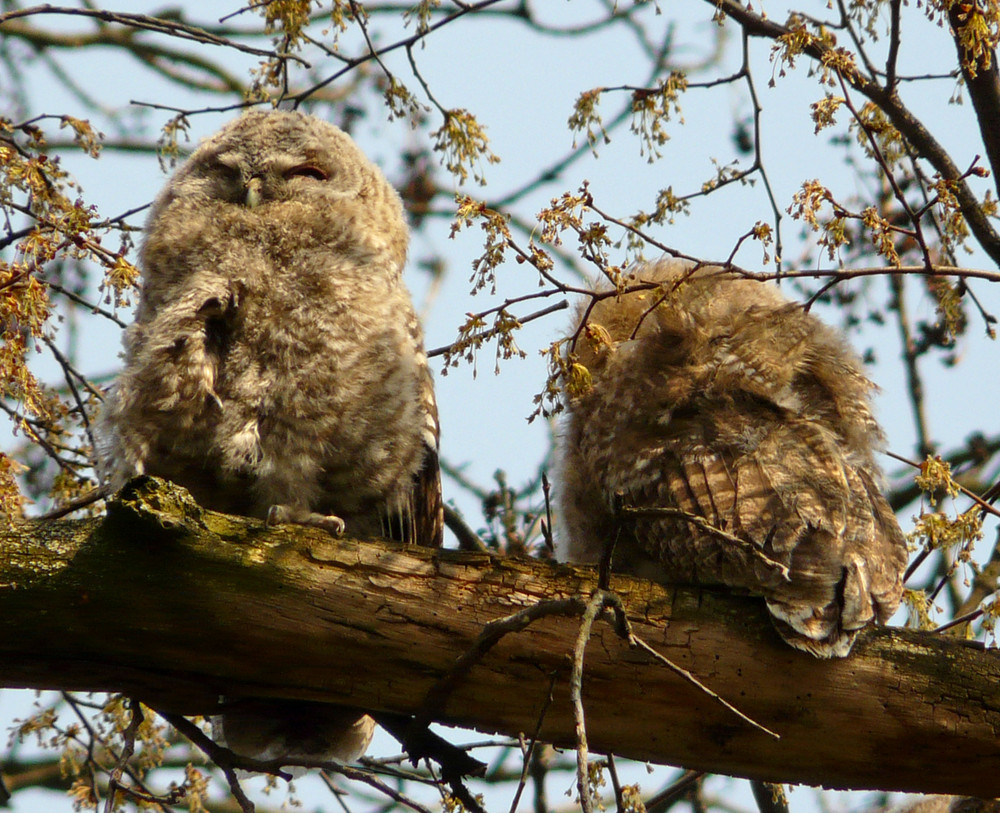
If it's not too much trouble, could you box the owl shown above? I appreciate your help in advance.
[100,110,443,762]
[889,798,1000,813]
[557,260,908,657]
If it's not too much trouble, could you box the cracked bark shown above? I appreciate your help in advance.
[1,477,999,797]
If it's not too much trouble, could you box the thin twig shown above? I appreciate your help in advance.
[627,633,779,739]
[0,6,309,65]
[886,450,1000,520]
[44,280,129,329]
[293,0,507,105]
[161,712,266,813]
[570,591,605,813]
[607,753,625,813]
[324,766,435,813]
[35,486,109,520]
[885,0,902,89]
[103,699,142,813]
[415,598,588,729]
[933,606,988,634]
[427,299,568,359]
[541,472,555,552]
[888,273,934,457]
[645,770,706,813]
[508,672,559,813]
[616,504,790,580]
[443,504,490,553]
[42,335,101,442]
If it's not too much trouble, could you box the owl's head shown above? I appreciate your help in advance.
[144,110,408,275]
[160,110,394,206]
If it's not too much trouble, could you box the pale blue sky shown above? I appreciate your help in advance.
[2,2,996,810]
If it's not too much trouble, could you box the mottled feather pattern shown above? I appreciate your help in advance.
[100,110,443,763]
[101,111,442,545]
[558,261,908,657]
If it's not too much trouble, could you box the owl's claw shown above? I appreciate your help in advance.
[266,504,346,536]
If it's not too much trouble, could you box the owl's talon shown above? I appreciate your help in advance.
[266,504,346,536]
[265,505,283,527]
[310,514,346,535]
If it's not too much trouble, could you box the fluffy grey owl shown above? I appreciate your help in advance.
[100,110,443,762]
[557,260,907,657]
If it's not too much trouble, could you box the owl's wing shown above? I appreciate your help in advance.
[99,285,236,491]
[388,338,443,548]
[409,315,444,548]
[624,398,906,657]
[381,439,442,547]
[412,442,444,548]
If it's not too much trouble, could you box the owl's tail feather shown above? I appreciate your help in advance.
[765,553,901,658]
[766,613,858,658]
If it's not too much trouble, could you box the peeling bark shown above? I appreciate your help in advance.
[1,477,999,797]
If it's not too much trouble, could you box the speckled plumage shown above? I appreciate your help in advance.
[100,110,442,762]
[557,260,907,657]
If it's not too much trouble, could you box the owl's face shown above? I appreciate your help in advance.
[141,110,409,287]
[152,110,384,213]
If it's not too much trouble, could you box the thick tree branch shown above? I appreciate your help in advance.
[710,0,1000,267]
[1,477,999,797]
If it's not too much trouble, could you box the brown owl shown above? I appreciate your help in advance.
[889,797,1000,813]
[100,110,443,762]
[557,260,907,657]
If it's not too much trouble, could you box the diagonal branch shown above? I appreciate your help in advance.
[710,0,1000,267]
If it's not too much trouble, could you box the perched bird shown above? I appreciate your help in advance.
[557,260,907,657]
[888,798,1000,813]
[100,110,443,762]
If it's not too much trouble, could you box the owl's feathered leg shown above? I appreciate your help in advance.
[265,504,346,535]
[215,699,375,766]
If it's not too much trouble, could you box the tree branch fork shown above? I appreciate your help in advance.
[1,478,998,797]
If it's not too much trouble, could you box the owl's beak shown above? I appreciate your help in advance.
[244,177,263,209]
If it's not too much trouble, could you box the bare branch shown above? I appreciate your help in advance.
[0,6,308,65]
[710,0,1000,266]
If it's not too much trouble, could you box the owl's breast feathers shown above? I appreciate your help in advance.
[103,143,441,547]
[560,261,908,658]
